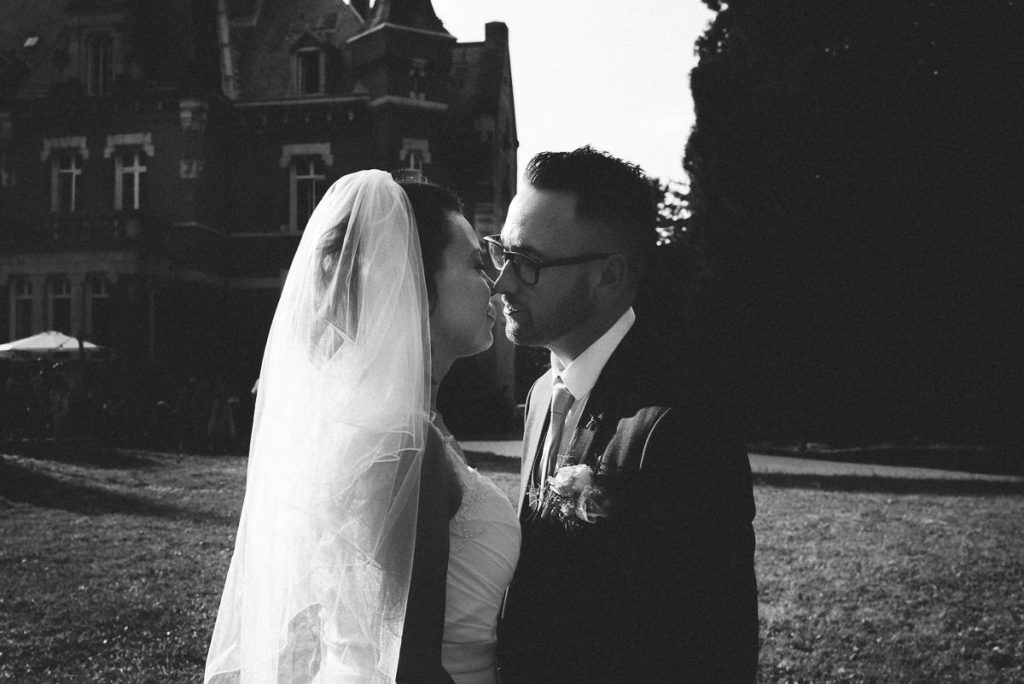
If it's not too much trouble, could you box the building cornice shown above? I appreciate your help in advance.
[171,221,227,237]
[369,96,448,111]
[234,95,369,108]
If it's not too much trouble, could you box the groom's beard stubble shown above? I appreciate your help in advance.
[500,277,595,348]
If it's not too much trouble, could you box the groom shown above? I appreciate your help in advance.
[493,147,758,682]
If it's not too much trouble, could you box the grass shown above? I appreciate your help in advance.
[1,447,1021,683]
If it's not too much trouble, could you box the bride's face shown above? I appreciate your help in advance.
[429,212,496,362]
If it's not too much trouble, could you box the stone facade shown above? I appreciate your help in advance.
[0,0,519,419]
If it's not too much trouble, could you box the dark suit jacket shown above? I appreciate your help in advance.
[497,326,758,683]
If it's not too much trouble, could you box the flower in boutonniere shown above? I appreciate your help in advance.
[575,484,611,523]
[548,464,593,496]
[539,463,612,530]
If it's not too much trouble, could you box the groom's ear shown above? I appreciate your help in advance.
[596,253,629,292]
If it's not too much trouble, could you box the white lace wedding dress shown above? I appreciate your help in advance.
[435,422,521,684]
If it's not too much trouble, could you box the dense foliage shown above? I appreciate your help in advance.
[684,0,1024,444]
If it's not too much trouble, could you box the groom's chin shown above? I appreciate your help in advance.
[502,321,531,347]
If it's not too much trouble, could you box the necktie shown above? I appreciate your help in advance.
[539,380,575,482]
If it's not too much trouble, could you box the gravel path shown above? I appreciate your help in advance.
[462,441,1024,484]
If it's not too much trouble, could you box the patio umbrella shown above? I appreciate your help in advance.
[0,330,103,357]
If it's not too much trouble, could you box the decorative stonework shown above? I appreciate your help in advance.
[399,137,431,167]
[179,99,208,132]
[278,143,333,169]
[104,133,154,158]
[40,136,89,162]
[180,159,205,179]
[368,95,448,111]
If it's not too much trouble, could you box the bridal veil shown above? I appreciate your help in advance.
[205,170,431,683]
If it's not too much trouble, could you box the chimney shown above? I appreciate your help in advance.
[485,22,509,47]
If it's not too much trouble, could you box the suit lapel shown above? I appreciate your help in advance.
[518,369,552,515]
[558,325,649,470]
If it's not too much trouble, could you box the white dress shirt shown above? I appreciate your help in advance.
[544,307,636,459]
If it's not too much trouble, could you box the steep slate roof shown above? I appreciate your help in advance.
[365,0,451,35]
[230,0,366,100]
[0,0,73,99]
[1,0,217,99]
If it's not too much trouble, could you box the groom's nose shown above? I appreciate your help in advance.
[490,262,515,296]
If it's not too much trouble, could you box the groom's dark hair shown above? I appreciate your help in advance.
[525,146,656,281]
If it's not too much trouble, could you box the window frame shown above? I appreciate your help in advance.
[12,277,33,340]
[87,275,112,343]
[295,47,325,95]
[48,275,72,334]
[291,155,325,232]
[115,148,147,211]
[52,151,83,213]
[85,31,114,96]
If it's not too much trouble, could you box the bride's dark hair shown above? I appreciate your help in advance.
[397,178,464,308]
[317,177,464,315]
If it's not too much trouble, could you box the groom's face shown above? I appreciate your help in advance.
[493,185,599,354]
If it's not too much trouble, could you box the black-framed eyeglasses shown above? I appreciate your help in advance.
[482,235,613,286]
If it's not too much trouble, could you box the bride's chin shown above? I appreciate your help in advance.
[475,331,494,354]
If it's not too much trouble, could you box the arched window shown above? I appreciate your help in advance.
[12,277,33,340]
[48,275,72,334]
[87,275,112,343]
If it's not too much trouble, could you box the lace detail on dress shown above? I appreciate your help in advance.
[428,415,521,683]
[446,443,500,553]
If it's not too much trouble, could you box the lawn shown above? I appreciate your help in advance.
[1,447,1021,683]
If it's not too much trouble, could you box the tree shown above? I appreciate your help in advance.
[685,0,1024,444]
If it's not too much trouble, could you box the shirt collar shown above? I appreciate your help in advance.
[551,307,636,400]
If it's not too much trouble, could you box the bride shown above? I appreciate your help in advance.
[204,170,521,683]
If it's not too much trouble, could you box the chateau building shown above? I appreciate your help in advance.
[0,0,519,420]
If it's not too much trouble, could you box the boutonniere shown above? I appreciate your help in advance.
[531,462,613,530]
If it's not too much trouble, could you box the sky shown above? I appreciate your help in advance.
[430,0,717,183]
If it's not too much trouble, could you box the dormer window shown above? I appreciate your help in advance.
[86,32,114,96]
[295,48,324,95]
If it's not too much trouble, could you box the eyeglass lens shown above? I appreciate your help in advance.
[486,240,538,285]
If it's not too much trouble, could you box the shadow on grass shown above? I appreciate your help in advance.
[751,444,1023,477]
[754,471,1024,496]
[0,458,223,520]
[2,440,164,469]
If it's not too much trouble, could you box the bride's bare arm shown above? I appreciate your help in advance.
[397,428,460,683]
